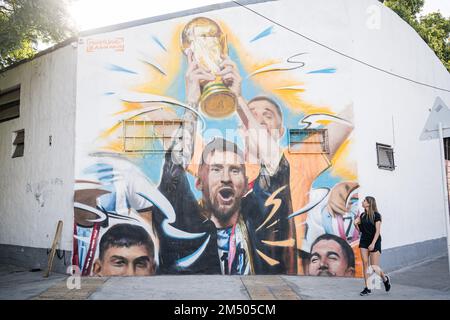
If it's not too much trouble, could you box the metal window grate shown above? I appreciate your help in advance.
[376,143,395,171]
[0,85,20,123]
[122,119,183,153]
[288,129,329,154]
[12,129,24,158]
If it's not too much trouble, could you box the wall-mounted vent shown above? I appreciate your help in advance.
[376,143,395,171]
[288,129,329,154]
[122,120,183,153]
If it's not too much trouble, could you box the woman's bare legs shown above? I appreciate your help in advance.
[360,248,370,288]
[369,251,387,282]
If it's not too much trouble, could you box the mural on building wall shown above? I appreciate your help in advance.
[73,11,361,277]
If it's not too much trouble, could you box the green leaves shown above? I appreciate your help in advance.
[0,0,76,69]
[418,12,450,71]
[384,0,450,72]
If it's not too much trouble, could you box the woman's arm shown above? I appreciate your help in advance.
[353,215,361,232]
[369,221,381,251]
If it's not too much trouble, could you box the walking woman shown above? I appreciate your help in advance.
[354,196,391,296]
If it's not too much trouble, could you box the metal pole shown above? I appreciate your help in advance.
[438,122,450,274]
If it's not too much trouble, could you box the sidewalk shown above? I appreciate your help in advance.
[1,255,449,300]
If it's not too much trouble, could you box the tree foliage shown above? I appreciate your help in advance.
[0,0,75,69]
[384,0,450,71]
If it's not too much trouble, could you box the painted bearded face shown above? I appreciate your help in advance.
[198,150,247,225]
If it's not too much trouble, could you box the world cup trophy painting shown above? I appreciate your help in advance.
[181,17,237,118]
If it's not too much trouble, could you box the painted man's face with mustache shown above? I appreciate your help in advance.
[197,150,247,227]
[308,240,354,277]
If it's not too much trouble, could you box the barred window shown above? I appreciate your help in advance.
[0,85,20,123]
[288,129,329,154]
[122,119,183,153]
[376,143,395,171]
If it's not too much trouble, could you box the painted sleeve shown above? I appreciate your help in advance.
[169,104,198,170]
[158,144,203,233]
[252,153,293,233]
[126,173,155,211]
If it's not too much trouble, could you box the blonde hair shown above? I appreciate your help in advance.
[364,196,378,224]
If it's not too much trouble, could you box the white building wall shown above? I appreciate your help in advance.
[255,0,450,251]
[347,0,450,249]
[0,0,449,257]
[0,45,78,251]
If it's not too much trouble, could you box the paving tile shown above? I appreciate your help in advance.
[33,277,109,300]
[241,276,301,300]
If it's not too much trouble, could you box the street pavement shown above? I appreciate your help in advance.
[0,255,449,300]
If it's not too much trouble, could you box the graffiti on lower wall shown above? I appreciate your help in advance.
[73,10,361,277]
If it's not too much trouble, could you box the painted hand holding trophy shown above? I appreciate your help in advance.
[182,17,237,118]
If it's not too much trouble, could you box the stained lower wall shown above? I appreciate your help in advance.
[1,237,445,275]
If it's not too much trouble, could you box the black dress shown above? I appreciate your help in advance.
[358,212,382,253]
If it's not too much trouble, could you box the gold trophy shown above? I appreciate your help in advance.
[182,17,237,118]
